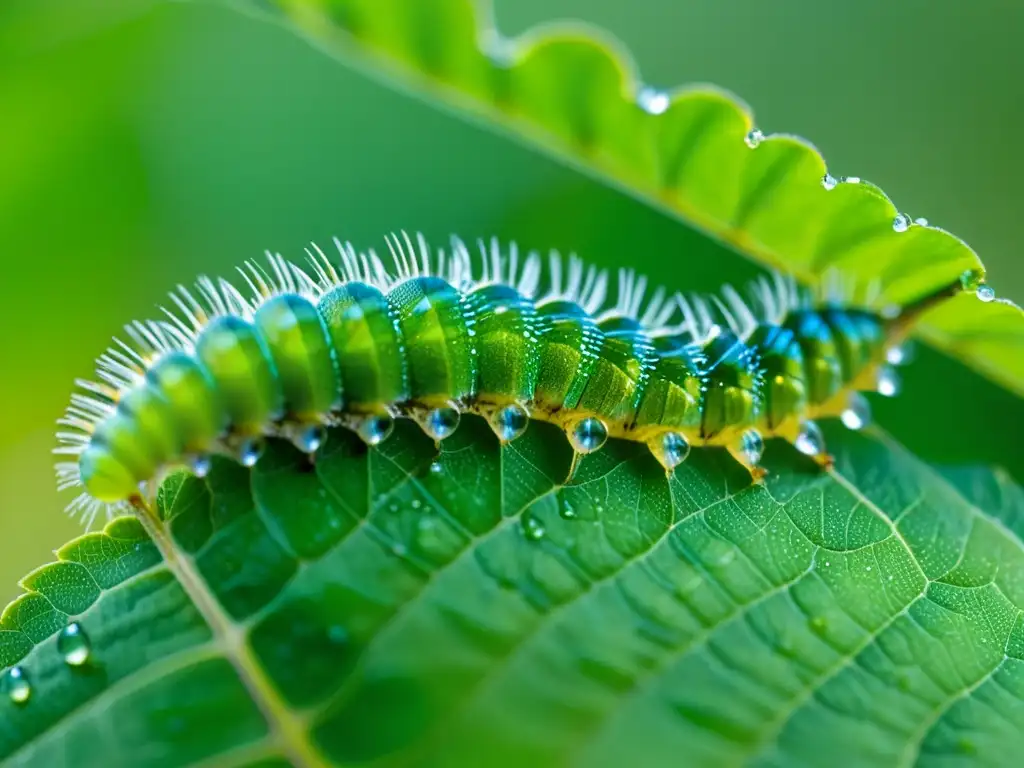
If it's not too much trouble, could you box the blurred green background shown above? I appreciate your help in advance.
[2,0,1022,599]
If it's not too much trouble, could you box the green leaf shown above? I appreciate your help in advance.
[3,417,1024,766]
[243,0,1024,396]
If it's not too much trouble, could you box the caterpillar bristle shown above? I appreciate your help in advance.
[54,232,960,528]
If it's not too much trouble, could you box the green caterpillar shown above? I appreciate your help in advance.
[55,233,952,527]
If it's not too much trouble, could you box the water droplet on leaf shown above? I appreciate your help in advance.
[637,86,670,115]
[58,622,91,667]
[892,213,911,233]
[3,667,30,705]
[821,173,838,191]
[744,128,764,148]
[976,284,996,302]
[521,513,546,541]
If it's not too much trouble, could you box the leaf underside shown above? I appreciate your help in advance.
[2,416,1024,767]
[246,0,1024,396]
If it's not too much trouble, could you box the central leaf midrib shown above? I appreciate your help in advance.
[134,505,327,768]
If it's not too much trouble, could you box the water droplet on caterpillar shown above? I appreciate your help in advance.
[637,86,670,115]
[358,414,394,446]
[57,622,91,667]
[892,213,911,233]
[190,455,212,478]
[794,420,825,458]
[744,128,764,148]
[739,429,764,465]
[425,405,461,441]
[841,393,872,430]
[296,425,327,454]
[654,431,691,470]
[239,438,265,468]
[821,173,838,191]
[521,512,546,541]
[885,340,915,366]
[876,366,901,397]
[568,417,608,454]
[976,283,996,302]
[3,667,31,705]
[490,404,530,442]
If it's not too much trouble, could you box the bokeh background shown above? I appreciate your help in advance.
[2,0,1022,599]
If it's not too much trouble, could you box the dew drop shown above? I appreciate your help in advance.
[637,86,670,115]
[3,666,30,705]
[429,460,444,475]
[739,429,764,466]
[239,438,265,468]
[521,513,546,541]
[876,366,901,397]
[425,405,461,441]
[914,217,929,226]
[794,420,825,458]
[892,213,911,233]
[569,417,608,454]
[885,340,915,366]
[491,403,530,442]
[655,432,691,471]
[297,425,327,454]
[821,173,838,191]
[976,283,996,302]
[190,455,212,479]
[840,393,871,431]
[560,498,577,520]
[843,175,861,184]
[744,128,764,148]
[57,622,91,667]
[358,414,394,446]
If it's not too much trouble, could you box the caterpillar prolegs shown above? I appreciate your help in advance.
[55,233,951,527]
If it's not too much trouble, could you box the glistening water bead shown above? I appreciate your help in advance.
[57,622,92,667]
[425,406,461,441]
[2,666,31,705]
[491,404,530,441]
[53,233,966,527]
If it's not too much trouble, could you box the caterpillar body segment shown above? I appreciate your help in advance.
[57,233,944,528]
